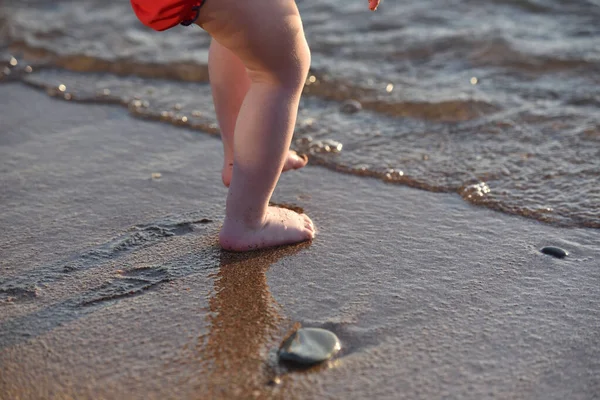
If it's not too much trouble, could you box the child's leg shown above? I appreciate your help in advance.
[197,0,315,251]
[208,40,249,187]
[209,40,309,188]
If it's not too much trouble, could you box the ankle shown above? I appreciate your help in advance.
[219,217,262,251]
[222,212,265,232]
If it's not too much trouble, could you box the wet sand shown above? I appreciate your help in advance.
[1,83,599,399]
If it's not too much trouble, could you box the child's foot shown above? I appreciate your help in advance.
[221,151,308,187]
[219,206,315,251]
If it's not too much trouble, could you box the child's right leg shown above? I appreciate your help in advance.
[197,0,315,251]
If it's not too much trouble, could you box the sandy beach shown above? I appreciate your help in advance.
[1,83,599,399]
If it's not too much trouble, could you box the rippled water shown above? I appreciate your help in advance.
[1,0,599,227]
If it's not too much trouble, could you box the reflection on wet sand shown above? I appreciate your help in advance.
[195,245,309,398]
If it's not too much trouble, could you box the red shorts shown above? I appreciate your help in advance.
[130,0,205,31]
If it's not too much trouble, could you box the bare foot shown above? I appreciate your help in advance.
[219,206,315,251]
[221,151,308,187]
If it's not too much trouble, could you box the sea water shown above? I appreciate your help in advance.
[1,0,599,227]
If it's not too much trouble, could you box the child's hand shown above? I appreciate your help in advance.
[368,0,380,11]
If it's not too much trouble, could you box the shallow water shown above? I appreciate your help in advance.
[1,0,600,227]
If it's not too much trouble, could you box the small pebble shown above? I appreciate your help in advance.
[340,99,362,114]
[279,327,341,365]
[295,135,313,146]
[385,168,404,179]
[310,139,342,154]
[267,377,281,386]
[541,246,568,259]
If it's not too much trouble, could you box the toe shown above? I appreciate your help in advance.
[284,151,309,171]
[303,223,315,239]
[295,152,308,166]
[295,153,309,168]
[303,214,315,232]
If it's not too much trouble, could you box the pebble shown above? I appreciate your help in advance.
[310,139,343,154]
[267,377,281,386]
[541,246,568,259]
[279,328,341,365]
[340,99,362,114]
[295,135,313,146]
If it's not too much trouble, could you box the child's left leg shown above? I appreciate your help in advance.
[208,39,309,187]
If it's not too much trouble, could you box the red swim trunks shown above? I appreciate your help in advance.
[130,0,205,31]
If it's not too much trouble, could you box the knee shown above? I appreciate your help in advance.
[248,35,311,93]
[295,38,312,88]
[280,37,311,92]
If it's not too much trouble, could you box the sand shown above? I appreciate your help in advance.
[1,83,599,399]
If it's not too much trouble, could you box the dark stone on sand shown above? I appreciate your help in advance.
[279,328,341,365]
[541,246,568,259]
[340,99,362,114]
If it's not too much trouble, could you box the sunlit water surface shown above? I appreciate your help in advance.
[1,0,599,227]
